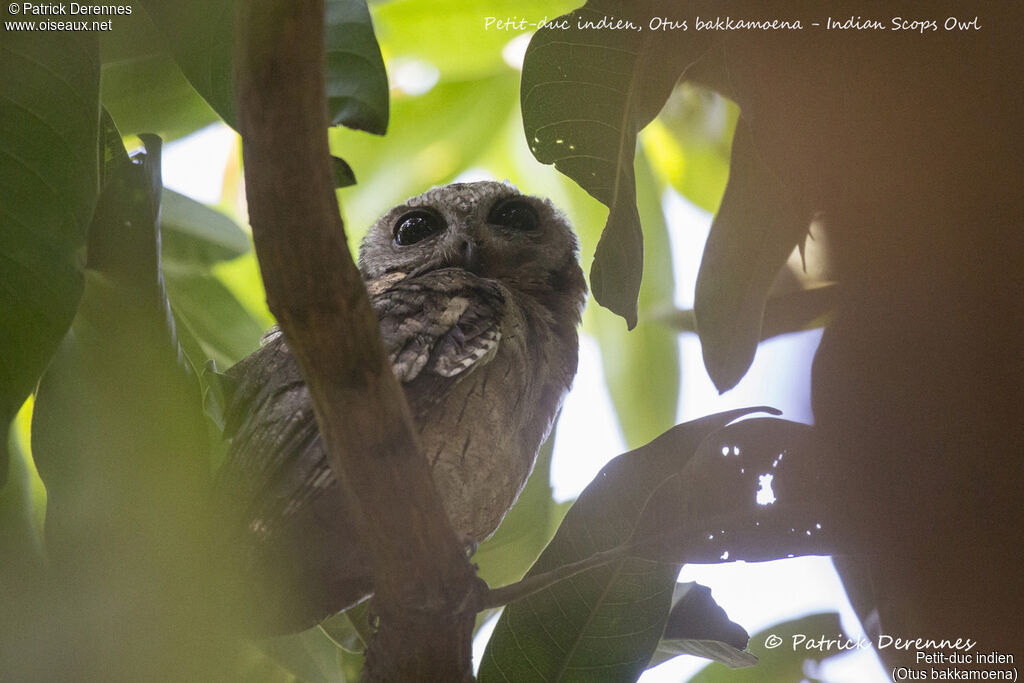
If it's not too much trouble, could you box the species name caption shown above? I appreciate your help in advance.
[483,15,982,33]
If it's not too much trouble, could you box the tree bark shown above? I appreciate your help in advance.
[234,1,479,679]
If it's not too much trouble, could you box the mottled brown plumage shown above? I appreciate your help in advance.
[219,181,586,633]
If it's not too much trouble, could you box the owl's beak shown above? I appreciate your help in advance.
[458,238,484,275]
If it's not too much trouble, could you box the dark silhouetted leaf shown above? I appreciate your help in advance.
[521,1,708,327]
[694,121,812,392]
[689,612,845,683]
[142,0,388,134]
[592,152,678,447]
[633,418,832,565]
[656,283,838,341]
[0,32,99,484]
[479,408,772,683]
[647,582,756,669]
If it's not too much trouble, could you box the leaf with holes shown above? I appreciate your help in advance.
[520,1,708,327]
[632,418,833,565]
[478,407,771,683]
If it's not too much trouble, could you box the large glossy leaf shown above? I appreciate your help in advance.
[142,0,389,134]
[28,135,233,680]
[520,1,707,327]
[693,121,812,393]
[99,8,220,140]
[478,408,770,683]
[137,0,236,126]
[0,32,99,484]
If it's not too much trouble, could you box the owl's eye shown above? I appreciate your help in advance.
[487,198,539,232]
[393,209,445,246]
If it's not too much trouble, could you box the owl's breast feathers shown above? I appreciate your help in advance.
[219,266,577,631]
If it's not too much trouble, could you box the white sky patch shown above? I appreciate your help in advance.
[390,58,440,96]
[551,333,626,502]
[641,558,887,682]
[756,472,777,505]
[502,32,533,70]
[161,123,236,204]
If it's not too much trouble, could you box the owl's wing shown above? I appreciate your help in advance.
[373,268,505,382]
[216,269,506,629]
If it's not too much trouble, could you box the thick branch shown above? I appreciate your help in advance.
[234,1,477,678]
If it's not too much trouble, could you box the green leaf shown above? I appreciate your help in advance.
[478,408,771,683]
[329,74,519,241]
[99,7,220,141]
[142,0,389,134]
[689,612,845,683]
[332,155,358,188]
[0,404,46,588]
[591,151,678,448]
[320,601,372,654]
[257,628,347,683]
[655,283,838,342]
[0,31,99,484]
[165,270,265,371]
[161,188,251,266]
[694,121,812,392]
[520,2,707,327]
[139,0,237,126]
[643,84,738,214]
[324,0,389,134]
[29,134,232,680]
[647,582,757,669]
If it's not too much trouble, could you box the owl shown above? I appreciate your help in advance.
[218,181,587,633]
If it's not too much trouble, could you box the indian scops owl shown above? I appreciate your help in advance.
[219,181,586,633]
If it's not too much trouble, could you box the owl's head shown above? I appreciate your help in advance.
[359,181,586,320]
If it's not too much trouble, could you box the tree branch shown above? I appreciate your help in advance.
[234,1,478,679]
